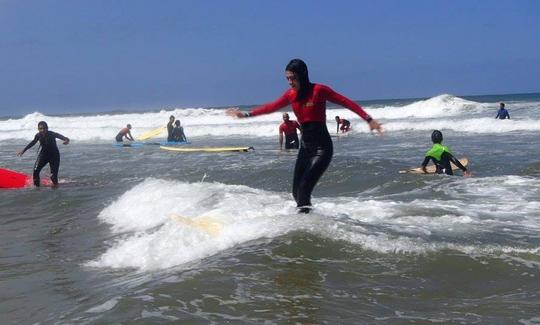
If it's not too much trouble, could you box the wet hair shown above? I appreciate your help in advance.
[285,59,312,101]
[335,116,340,120]
[169,115,175,120]
[127,124,132,129]
[500,102,505,108]
[37,121,48,129]
[431,130,443,143]
[175,120,180,126]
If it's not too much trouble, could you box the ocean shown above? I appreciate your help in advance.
[1,93,539,323]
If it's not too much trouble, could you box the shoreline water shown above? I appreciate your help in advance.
[1,91,539,323]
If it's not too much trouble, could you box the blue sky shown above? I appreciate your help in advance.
[1,0,539,116]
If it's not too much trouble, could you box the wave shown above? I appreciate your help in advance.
[87,177,540,271]
[2,95,539,142]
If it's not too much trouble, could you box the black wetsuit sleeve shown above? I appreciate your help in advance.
[51,131,69,142]
[448,153,467,172]
[421,156,430,167]
[22,134,39,153]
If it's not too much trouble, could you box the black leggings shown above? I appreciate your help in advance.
[284,133,299,149]
[33,152,60,186]
[292,122,333,208]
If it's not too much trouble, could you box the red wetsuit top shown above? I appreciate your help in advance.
[279,120,300,135]
[250,84,371,124]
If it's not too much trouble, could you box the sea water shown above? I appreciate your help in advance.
[1,93,539,323]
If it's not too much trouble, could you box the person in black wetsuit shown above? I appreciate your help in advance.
[227,59,383,213]
[17,121,70,187]
[421,130,471,176]
[167,115,175,141]
[171,120,187,142]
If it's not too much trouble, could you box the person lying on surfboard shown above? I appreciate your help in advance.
[16,121,69,188]
[115,124,134,142]
[422,130,471,176]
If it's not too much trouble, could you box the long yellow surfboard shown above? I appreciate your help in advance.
[137,126,166,141]
[160,146,254,153]
[169,214,222,236]
[399,157,469,174]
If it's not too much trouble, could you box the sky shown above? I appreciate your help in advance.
[1,0,539,116]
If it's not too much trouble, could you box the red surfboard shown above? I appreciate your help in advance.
[0,168,51,188]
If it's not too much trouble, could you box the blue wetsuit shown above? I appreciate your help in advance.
[495,108,510,119]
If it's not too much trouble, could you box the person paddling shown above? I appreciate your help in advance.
[227,58,382,213]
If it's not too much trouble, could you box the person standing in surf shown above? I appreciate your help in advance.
[167,115,176,141]
[17,121,70,188]
[495,102,510,119]
[421,130,471,176]
[227,59,382,213]
[279,112,301,149]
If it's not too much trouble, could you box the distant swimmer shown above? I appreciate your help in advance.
[171,120,187,142]
[279,113,301,149]
[495,102,510,119]
[422,130,471,176]
[227,58,382,213]
[16,121,70,188]
[335,116,351,133]
[115,124,134,142]
[167,115,175,141]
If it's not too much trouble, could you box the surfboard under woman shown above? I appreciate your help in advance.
[227,58,383,213]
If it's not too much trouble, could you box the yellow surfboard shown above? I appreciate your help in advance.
[399,157,468,174]
[137,126,166,141]
[169,214,222,236]
[160,146,254,153]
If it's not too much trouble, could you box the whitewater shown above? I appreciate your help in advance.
[1,93,540,324]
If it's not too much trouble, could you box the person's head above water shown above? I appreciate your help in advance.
[285,59,311,101]
[500,102,505,109]
[335,116,340,122]
[38,121,48,134]
[127,124,132,129]
[282,113,290,121]
[169,115,175,122]
[431,130,443,144]
[174,120,180,126]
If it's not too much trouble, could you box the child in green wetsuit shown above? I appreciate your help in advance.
[422,130,471,176]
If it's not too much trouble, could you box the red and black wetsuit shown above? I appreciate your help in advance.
[22,131,69,186]
[279,120,300,149]
[249,83,372,211]
[337,118,351,133]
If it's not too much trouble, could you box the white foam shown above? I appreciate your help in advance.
[3,95,538,142]
[88,176,540,271]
